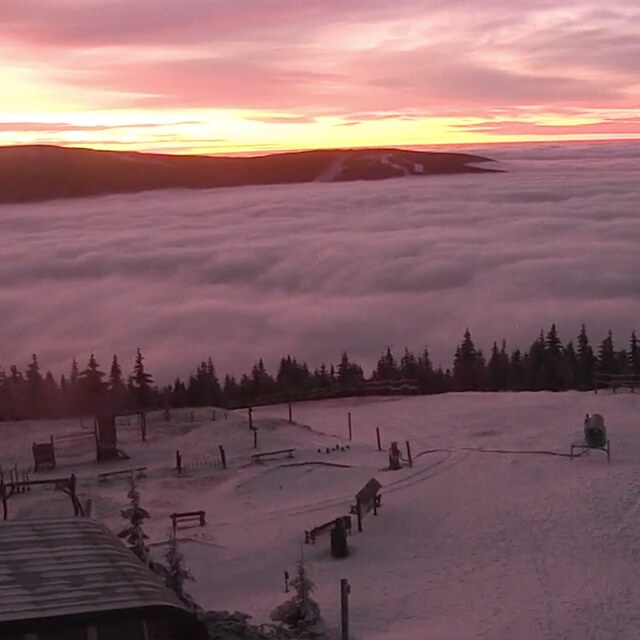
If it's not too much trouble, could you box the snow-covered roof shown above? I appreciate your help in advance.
[0,517,187,623]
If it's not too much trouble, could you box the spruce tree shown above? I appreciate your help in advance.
[80,353,107,414]
[132,348,154,408]
[576,324,596,389]
[629,331,640,376]
[118,473,151,564]
[544,324,563,390]
[109,354,127,410]
[164,529,194,605]
[270,555,321,630]
[25,354,44,418]
[597,331,618,375]
[453,330,484,391]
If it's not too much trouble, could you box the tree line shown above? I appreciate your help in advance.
[1,324,639,421]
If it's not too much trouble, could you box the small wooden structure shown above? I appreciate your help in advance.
[570,413,611,462]
[350,478,382,532]
[1,474,82,521]
[594,372,640,394]
[176,447,227,475]
[32,416,132,471]
[250,448,295,463]
[98,467,147,483]
[32,437,56,471]
[170,510,206,532]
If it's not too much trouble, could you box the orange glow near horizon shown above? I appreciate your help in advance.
[2,1,640,155]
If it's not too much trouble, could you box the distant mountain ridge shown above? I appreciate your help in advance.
[0,144,500,204]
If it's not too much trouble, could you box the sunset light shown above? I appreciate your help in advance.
[3,0,640,154]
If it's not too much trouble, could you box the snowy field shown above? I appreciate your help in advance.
[2,391,639,639]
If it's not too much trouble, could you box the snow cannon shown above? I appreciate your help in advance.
[584,413,607,448]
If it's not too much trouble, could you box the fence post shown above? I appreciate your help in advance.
[406,441,413,467]
[253,429,258,449]
[340,578,351,640]
[288,402,293,424]
[376,427,381,451]
[248,407,253,430]
[356,502,362,533]
[348,412,352,441]
[219,445,227,469]
[176,450,182,475]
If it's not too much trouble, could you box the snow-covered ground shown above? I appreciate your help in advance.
[1,391,639,639]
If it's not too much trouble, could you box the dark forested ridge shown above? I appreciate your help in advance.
[0,324,637,422]
[0,144,498,204]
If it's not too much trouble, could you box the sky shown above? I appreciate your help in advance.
[1,141,639,383]
[2,0,640,154]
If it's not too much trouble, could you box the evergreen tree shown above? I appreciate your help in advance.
[525,331,546,390]
[452,330,485,391]
[79,353,107,414]
[109,354,127,410]
[270,555,321,630]
[597,331,618,375]
[629,331,640,376]
[509,349,525,390]
[416,346,435,393]
[488,341,509,391]
[374,348,399,381]
[561,341,578,389]
[25,353,44,418]
[544,324,563,390]
[576,324,596,389]
[399,348,420,381]
[118,473,150,564]
[164,529,194,605]
[337,352,364,391]
[132,348,154,408]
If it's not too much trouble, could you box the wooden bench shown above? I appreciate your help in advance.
[305,515,351,544]
[171,510,206,530]
[250,448,295,463]
[98,467,148,482]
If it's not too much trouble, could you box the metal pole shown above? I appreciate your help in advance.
[376,427,381,451]
[288,402,293,424]
[248,407,253,430]
[406,440,413,467]
[356,502,362,532]
[348,412,352,440]
[253,429,258,449]
[340,578,351,640]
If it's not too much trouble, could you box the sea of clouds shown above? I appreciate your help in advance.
[1,140,639,382]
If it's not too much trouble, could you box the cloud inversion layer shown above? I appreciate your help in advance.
[1,141,639,381]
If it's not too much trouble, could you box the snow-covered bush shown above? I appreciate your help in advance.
[270,558,321,631]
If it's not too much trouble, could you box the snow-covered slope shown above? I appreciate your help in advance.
[1,392,637,639]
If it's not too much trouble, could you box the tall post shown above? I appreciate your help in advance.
[1,481,7,521]
[356,502,362,533]
[288,402,293,424]
[219,445,227,469]
[70,474,79,516]
[248,407,253,430]
[406,440,413,467]
[376,427,381,451]
[340,578,351,640]
[253,429,258,449]
[348,412,352,441]
[176,450,182,475]
[141,413,147,442]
